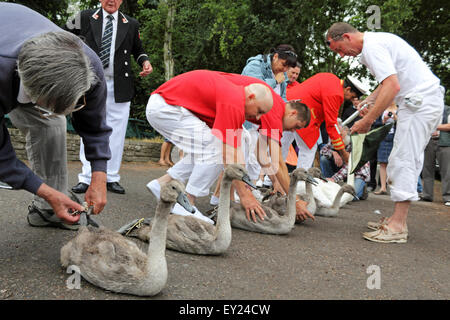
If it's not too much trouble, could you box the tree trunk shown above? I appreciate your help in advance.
[162,0,176,81]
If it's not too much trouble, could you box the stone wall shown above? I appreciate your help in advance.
[8,128,162,162]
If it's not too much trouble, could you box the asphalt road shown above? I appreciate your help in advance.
[0,161,449,301]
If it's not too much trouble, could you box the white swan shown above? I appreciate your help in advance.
[230,168,316,235]
[60,180,187,296]
[296,167,353,208]
[315,184,357,217]
[119,164,254,255]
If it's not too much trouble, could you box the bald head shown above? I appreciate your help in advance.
[244,83,273,120]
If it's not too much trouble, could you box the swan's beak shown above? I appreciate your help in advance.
[241,174,257,189]
[79,206,100,228]
[306,174,318,186]
[177,192,195,213]
[319,173,328,182]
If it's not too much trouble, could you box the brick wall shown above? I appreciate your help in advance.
[8,128,162,162]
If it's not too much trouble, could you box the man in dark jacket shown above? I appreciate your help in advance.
[67,0,153,195]
[0,3,112,229]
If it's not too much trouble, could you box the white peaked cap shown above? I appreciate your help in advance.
[346,75,370,96]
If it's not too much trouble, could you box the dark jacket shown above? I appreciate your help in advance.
[0,3,111,194]
[65,8,149,102]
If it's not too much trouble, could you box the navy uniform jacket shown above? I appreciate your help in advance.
[65,8,149,103]
[0,3,112,194]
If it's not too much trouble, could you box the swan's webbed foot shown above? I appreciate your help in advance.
[117,218,151,236]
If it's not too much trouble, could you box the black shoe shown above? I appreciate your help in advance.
[71,182,89,193]
[107,182,125,194]
[419,196,432,202]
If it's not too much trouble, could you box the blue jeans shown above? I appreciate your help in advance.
[417,177,423,193]
[320,155,339,178]
[354,178,366,200]
[320,155,366,200]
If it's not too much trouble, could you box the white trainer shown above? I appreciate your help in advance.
[210,195,219,206]
[171,203,214,225]
[146,179,161,200]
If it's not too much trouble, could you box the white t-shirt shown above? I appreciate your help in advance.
[360,32,439,104]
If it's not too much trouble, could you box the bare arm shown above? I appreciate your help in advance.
[351,75,400,134]
[223,142,266,222]
[437,123,450,132]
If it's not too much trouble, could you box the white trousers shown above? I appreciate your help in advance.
[78,78,130,184]
[280,131,317,169]
[241,123,262,181]
[146,94,223,197]
[387,84,444,202]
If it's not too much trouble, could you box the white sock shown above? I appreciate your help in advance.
[263,175,272,186]
[171,203,214,224]
[210,195,219,206]
[146,179,161,200]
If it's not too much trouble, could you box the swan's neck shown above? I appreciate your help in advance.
[215,178,232,244]
[305,181,314,202]
[287,179,298,225]
[147,201,171,260]
[331,188,345,209]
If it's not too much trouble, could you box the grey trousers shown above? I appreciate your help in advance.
[8,104,68,210]
[422,138,450,202]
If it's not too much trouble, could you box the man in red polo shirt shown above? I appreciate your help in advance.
[285,73,368,169]
[219,73,314,221]
[145,70,274,223]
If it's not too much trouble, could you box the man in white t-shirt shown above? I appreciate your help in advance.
[326,22,445,244]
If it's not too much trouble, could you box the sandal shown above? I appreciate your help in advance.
[374,190,388,195]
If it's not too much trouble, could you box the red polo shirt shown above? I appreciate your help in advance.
[287,81,300,90]
[218,72,285,144]
[152,70,246,147]
[287,73,345,150]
